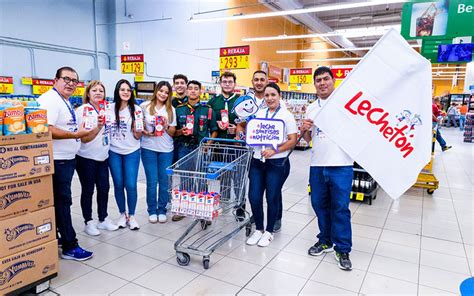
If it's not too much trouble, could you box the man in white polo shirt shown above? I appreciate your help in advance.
[37,66,94,261]
[300,66,354,271]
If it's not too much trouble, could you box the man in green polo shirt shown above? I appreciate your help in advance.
[207,72,239,139]
[171,74,188,108]
[174,80,218,159]
[172,80,218,222]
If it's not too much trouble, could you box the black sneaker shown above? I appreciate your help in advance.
[308,241,333,256]
[335,252,352,271]
[273,219,282,233]
[236,208,246,222]
[442,146,452,152]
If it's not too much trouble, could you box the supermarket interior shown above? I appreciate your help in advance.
[0,0,473,295]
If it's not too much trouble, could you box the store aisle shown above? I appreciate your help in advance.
[46,128,472,295]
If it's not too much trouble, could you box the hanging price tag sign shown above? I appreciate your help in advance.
[219,46,250,70]
[0,77,14,94]
[289,68,313,84]
[32,79,54,95]
[121,54,145,74]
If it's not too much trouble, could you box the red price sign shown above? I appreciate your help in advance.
[219,46,250,70]
[289,68,313,84]
[0,76,14,94]
[121,54,145,74]
[331,67,353,79]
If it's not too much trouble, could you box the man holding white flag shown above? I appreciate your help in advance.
[301,67,354,271]
[301,29,432,271]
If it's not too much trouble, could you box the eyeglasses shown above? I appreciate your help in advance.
[61,76,80,85]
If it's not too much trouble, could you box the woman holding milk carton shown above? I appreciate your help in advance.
[246,83,297,247]
[109,79,143,230]
[140,81,177,224]
[75,80,119,236]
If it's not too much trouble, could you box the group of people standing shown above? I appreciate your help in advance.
[39,66,355,271]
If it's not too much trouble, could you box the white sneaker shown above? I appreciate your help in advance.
[149,214,158,224]
[84,220,101,236]
[97,218,119,231]
[128,215,140,230]
[246,230,263,246]
[257,231,273,247]
[117,213,128,229]
[158,214,167,223]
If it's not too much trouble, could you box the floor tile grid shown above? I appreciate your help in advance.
[230,214,316,295]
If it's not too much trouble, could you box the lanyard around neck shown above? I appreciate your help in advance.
[266,105,281,119]
[53,88,76,124]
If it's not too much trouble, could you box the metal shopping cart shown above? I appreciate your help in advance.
[166,138,253,269]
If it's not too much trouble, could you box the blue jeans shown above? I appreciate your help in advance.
[432,122,447,149]
[53,159,78,252]
[76,155,110,223]
[176,142,196,160]
[141,148,173,215]
[459,115,466,130]
[310,166,353,253]
[249,158,290,233]
[108,149,140,215]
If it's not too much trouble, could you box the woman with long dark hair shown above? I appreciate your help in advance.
[140,81,176,223]
[109,79,143,230]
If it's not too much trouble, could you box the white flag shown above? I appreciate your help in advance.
[312,29,432,199]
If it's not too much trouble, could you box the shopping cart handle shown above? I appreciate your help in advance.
[201,137,246,145]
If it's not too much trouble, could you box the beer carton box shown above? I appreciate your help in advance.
[178,191,189,215]
[171,189,181,214]
[0,176,54,221]
[187,192,197,217]
[0,140,54,184]
[0,207,55,256]
[0,240,58,295]
[196,192,206,218]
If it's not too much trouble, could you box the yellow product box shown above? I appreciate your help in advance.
[0,240,58,295]
[0,176,54,221]
[0,207,55,256]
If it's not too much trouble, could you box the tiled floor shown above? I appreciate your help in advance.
[45,128,472,295]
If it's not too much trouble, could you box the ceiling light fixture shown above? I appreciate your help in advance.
[277,43,420,54]
[243,25,400,42]
[300,57,363,62]
[189,0,408,23]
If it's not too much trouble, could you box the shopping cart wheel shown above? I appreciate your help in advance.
[203,256,210,269]
[201,220,211,230]
[427,189,435,195]
[176,252,190,266]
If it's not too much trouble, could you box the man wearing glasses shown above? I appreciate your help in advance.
[37,66,94,261]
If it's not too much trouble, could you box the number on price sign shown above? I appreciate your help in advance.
[289,68,313,85]
[121,62,144,74]
[219,55,249,70]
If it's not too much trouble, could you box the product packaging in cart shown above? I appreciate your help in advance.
[196,192,206,218]
[187,192,197,216]
[178,190,189,215]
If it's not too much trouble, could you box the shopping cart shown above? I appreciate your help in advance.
[166,138,253,269]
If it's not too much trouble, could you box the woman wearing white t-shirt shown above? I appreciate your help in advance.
[75,80,119,236]
[109,79,142,230]
[140,81,177,224]
[246,83,297,248]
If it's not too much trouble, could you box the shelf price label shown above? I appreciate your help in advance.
[73,81,85,96]
[121,54,145,74]
[32,79,54,95]
[0,76,14,94]
[289,68,313,84]
[219,46,250,70]
[331,67,353,79]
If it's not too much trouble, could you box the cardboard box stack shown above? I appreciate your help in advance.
[0,132,58,295]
